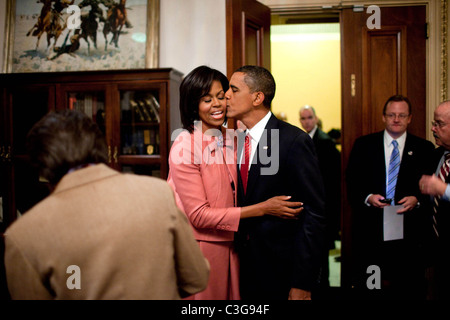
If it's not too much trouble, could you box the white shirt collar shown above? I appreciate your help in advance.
[384,130,407,149]
[241,111,272,167]
[247,111,272,144]
[308,125,318,139]
[384,130,407,173]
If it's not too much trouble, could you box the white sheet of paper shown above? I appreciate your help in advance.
[383,205,404,241]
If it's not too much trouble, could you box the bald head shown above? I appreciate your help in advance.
[300,105,316,115]
[299,105,317,133]
[436,100,450,115]
[432,100,450,149]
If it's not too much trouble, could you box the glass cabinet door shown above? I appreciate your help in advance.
[60,85,116,166]
[118,84,166,178]
[120,90,160,156]
[64,90,107,136]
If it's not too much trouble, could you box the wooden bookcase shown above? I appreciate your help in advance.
[0,68,183,231]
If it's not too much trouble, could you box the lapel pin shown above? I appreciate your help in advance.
[408,151,413,156]
[217,135,223,148]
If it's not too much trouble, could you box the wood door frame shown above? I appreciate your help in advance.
[226,0,271,130]
[226,0,271,77]
[361,25,409,135]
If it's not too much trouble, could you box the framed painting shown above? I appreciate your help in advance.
[3,0,159,73]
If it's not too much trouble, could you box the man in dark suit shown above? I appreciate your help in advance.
[225,65,326,300]
[346,95,435,299]
[419,100,450,300]
[300,105,341,289]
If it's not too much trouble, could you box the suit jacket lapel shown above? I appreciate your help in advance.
[434,147,450,182]
[374,132,387,192]
[236,129,246,203]
[394,134,415,199]
[435,147,447,171]
[398,135,414,177]
[223,129,238,204]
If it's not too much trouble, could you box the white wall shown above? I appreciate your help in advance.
[160,0,226,77]
[0,0,227,76]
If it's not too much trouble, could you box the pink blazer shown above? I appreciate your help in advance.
[167,127,241,242]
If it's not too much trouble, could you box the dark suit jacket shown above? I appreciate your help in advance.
[429,147,450,245]
[346,131,435,285]
[426,147,450,299]
[312,128,341,247]
[236,114,326,299]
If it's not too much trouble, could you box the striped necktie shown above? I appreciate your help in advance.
[386,140,400,204]
[432,152,450,237]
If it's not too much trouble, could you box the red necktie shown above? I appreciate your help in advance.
[240,134,251,194]
[438,153,450,182]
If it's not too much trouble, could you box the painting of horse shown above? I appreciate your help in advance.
[9,0,150,72]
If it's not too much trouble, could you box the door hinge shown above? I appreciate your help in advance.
[351,74,356,97]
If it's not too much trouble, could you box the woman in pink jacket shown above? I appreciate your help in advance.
[167,66,302,300]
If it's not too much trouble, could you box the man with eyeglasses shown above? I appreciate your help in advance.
[419,100,450,299]
[346,94,435,299]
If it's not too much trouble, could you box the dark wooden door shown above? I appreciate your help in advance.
[226,0,271,77]
[340,5,427,288]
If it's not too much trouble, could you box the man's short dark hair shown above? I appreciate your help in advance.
[383,94,412,115]
[26,109,108,185]
[236,65,276,109]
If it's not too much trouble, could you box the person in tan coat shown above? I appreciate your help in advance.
[4,109,209,300]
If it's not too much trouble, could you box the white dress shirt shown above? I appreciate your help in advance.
[239,111,272,171]
[308,125,318,139]
[384,130,407,185]
[364,130,407,205]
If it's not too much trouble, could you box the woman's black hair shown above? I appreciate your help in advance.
[179,65,229,133]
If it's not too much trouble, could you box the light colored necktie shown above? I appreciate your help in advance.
[386,140,400,204]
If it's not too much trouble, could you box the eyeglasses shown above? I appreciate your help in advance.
[432,120,447,128]
[384,113,410,120]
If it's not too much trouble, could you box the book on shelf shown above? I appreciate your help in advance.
[145,94,160,123]
[69,93,77,110]
[133,129,145,155]
[92,95,98,121]
[138,100,153,122]
[130,99,146,122]
[84,94,93,118]
[143,129,159,155]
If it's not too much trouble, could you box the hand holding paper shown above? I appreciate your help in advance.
[383,205,404,241]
